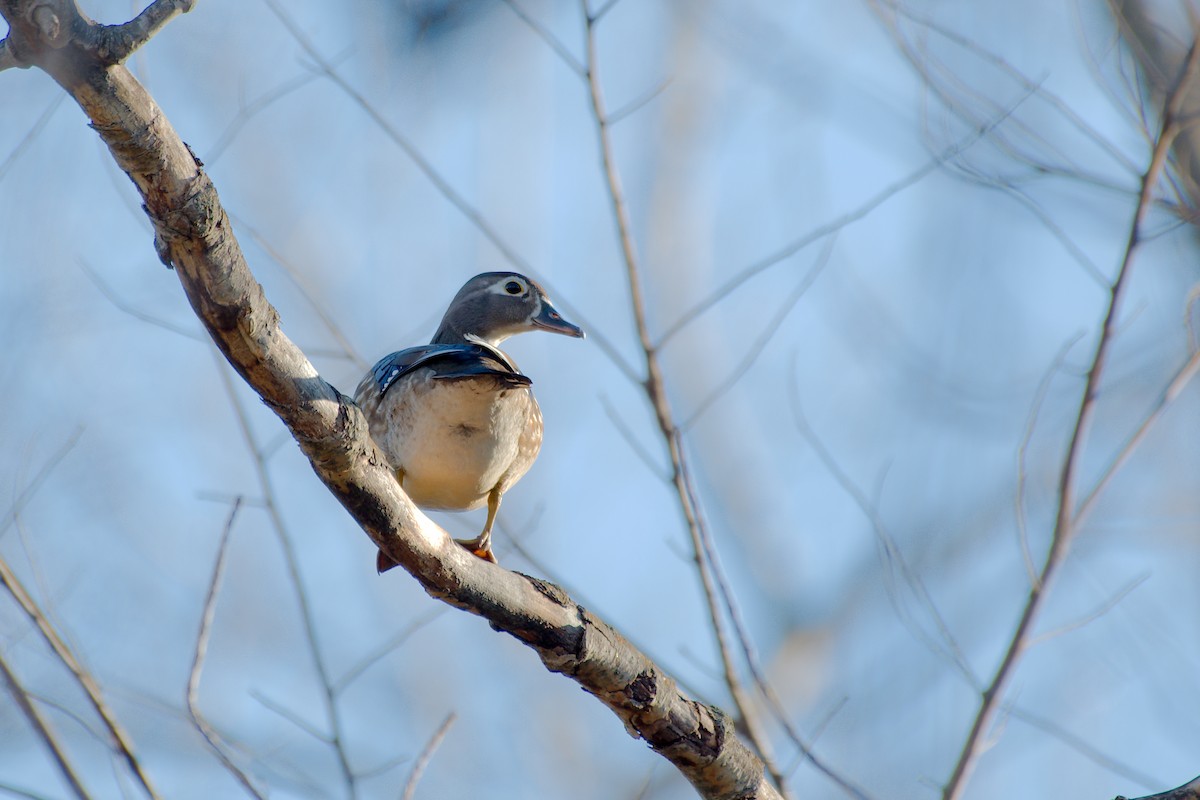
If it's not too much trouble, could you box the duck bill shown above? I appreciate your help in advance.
[532,302,585,339]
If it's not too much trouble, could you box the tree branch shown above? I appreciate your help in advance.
[0,651,92,800]
[0,4,777,797]
[0,0,194,71]
[92,0,195,65]
[941,36,1200,800]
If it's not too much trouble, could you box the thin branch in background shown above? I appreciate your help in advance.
[873,5,1079,184]
[589,0,623,24]
[630,765,658,800]
[332,607,447,693]
[78,258,205,341]
[258,0,639,385]
[1,430,83,541]
[677,432,871,800]
[0,94,65,185]
[606,78,672,126]
[578,3,791,796]
[0,779,59,800]
[783,696,849,776]
[1015,333,1084,587]
[581,7,870,798]
[940,38,1200,800]
[878,0,1142,176]
[1027,574,1148,647]
[655,113,1007,348]
[0,550,161,800]
[788,376,974,685]
[207,69,326,164]
[400,712,456,800]
[500,0,585,76]
[682,235,837,431]
[1005,703,1161,790]
[0,650,92,800]
[229,214,368,370]
[186,497,265,800]
[945,168,1109,287]
[1074,345,1200,526]
[212,353,357,797]
[355,751,410,782]
[249,691,330,743]
[0,429,159,799]
[598,394,671,483]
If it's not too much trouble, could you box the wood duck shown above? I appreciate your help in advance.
[355,272,584,571]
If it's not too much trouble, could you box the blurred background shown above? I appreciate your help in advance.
[1,0,1198,798]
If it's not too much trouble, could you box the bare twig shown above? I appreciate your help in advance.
[788,382,973,683]
[207,70,323,164]
[500,0,585,76]
[877,0,1141,176]
[0,651,92,800]
[1026,574,1148,647]
[92,0,196,64]
[655,115,1007,348]
[400,712,456,800]
[186,498,265,800]
[606,78,672,126]
[1,431,83,540]
[229,214,368,370]
[213,354,358,797]
[597,394,671,482]
[78,258,206,341]
[576,6,859,798]
[682,235,837,430]
[1015,333,1085,586]
[258,0,637,384]
[249,691,329,743]
[0,778,59,800]
[1004,705,1160,790]
[941,38,1200,800]
[1074,345,1200,526]
[0,550,161,799]
[332,607,447,693]
[0,94,65,185]
[579,1,786,794]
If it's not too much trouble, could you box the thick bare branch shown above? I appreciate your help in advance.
[0,0,193,71]
[0,3,776,797]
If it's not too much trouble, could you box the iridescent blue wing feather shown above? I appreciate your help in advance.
[367,344,530,397]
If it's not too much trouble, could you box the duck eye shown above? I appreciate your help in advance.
[504,280,523,295]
